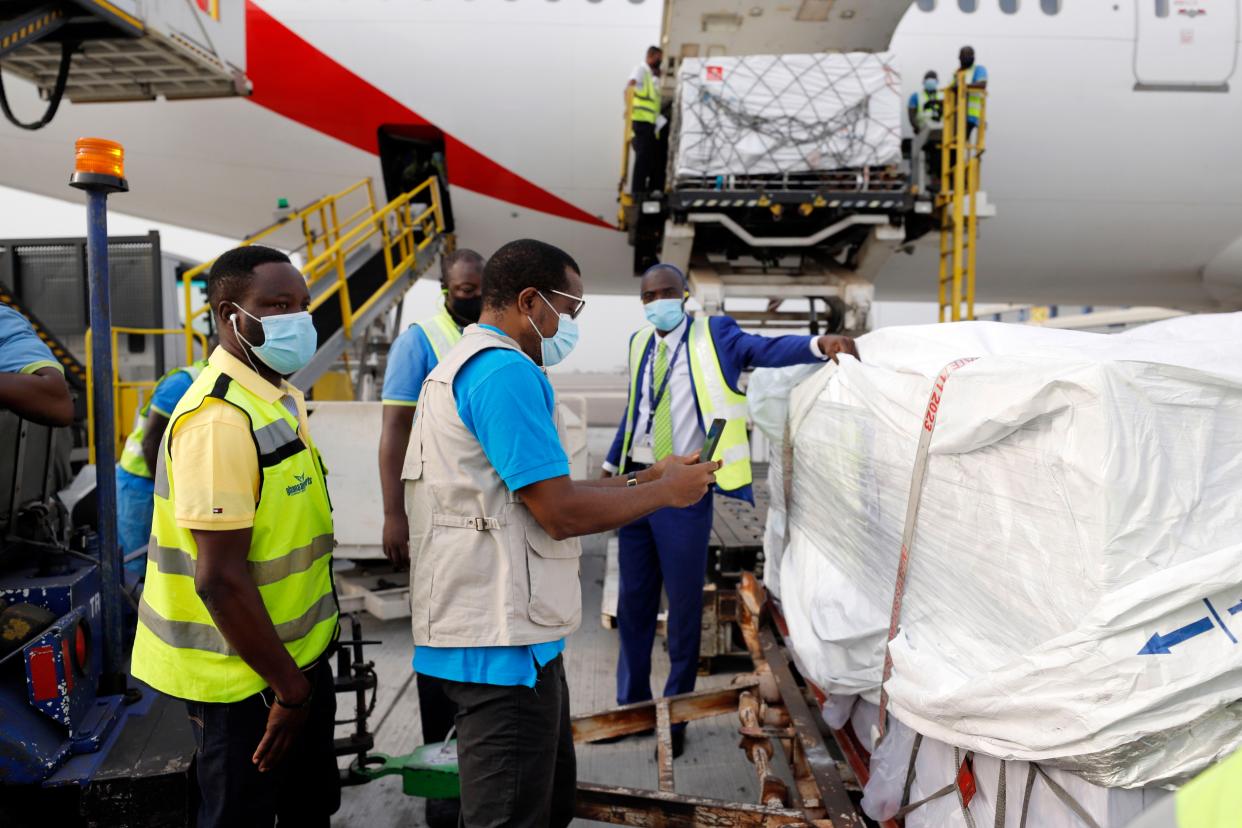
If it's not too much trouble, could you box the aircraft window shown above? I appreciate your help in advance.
[1040,0,1061,13]
[1154,0,1169,16]
[1000,0,1019,12]
[958,0,978,12]
[917,0,935,10]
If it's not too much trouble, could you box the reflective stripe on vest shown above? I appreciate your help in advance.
[118,361,206,479]
[631,69,659,125]
[961,67,983,123]
[617,318,751,491]
[131,364,338,703]
[416,306,463,362]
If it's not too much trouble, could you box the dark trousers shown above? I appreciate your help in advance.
[186,657,339,828]
[434,655,576,828]
[630,121,658,196]
[616,491,714,730]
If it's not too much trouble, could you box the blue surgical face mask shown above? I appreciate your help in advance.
[527,292,579,367]
[644,298,686,331]
[924,78,937,93]
[232,304,317,376]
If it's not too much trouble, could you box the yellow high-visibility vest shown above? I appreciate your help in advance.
[618,318,752,492]
[631,68,659,126]
[117,361,207,479]
[131,360,338,702]
[416,305,462,362]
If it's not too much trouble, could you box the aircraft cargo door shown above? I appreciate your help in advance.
[1134,0,1239,90]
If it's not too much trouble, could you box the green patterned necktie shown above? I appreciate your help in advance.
[652,339,673,461]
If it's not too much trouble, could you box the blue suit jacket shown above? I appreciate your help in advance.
[606,315,823,502]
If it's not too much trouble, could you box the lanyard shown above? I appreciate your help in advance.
[644,327,689,436]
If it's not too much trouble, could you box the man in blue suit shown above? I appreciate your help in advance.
[602,263,857,756]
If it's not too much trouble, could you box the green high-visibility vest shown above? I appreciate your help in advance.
[617,318,752,492]
[1129,747,1242,827]
[960,66,984,124]
[914,88,943,131]
[417,305,463,362]
[631,68,659,125]
[131,361,338,703]
[118,360,207,479]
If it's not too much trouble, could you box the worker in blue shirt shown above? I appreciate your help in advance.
[958,45,988,138]
[377,247,483,828]
[0,304,73,427]
[602,263,858,758]
[114,357,208,576]
[404,239,718,826]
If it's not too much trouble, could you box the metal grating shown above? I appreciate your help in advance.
[2,29,244,103]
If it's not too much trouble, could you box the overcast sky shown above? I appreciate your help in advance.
[0,185,935,373]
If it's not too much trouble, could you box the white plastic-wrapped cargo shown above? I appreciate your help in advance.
[672,52,902,181]
[749,314,1242,791]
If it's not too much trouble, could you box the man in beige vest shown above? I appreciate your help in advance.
[403,238,718,826]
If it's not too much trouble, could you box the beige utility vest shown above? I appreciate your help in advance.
[402,325,582,646]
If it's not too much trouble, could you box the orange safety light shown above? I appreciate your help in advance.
[69,137,128,193]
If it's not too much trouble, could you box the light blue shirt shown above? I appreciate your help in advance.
[412,325,569,687]
[382,323,440,405]
[0,304,60,375]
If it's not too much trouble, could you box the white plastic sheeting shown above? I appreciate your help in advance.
[750,315,1242,789]
[672,53,902,180]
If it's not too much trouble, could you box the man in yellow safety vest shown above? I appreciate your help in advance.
[131,245,339,828]
[958,45,988,138]
[377,246,483,827]
[602,263,858,757]
[626,45,665,196]
[115,357,208,576]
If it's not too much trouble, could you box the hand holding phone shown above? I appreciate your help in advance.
[700,418,727,465]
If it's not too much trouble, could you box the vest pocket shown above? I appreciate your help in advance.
[523,514,581,628]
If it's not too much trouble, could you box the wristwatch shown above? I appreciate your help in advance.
[625,471,639,487]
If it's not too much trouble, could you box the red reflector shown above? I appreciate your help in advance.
[74,620,88,674]
[28,644,58,702]
[956,754,977,806]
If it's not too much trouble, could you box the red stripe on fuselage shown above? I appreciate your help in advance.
[245,2,611,229]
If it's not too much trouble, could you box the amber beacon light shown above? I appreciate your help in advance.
[69,137,128,193]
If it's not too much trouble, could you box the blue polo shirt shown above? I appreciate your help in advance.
[382,323,440,406]
[412,325,569,687]
[0,305,60,375]
[116,368,196,485]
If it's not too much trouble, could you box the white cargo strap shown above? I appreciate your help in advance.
[877,358,976,741]
[431,514,503,531]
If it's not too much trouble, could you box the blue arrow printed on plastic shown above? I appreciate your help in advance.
[1229,599,1242,616]
[1138,617,1214,655]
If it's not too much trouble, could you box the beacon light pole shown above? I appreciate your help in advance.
[69,137,128,691]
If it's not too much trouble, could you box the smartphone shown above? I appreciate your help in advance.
[700,418,727,463]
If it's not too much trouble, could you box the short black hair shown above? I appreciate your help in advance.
[924,70,938,80]
[647,45,663,57]
[440,248,484,283]
[482,239,580,312]
[642,262,687,290]
[206,245,291,308]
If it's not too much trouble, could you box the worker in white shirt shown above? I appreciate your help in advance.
[626,45,665,196]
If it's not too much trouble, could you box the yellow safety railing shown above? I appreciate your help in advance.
[85,326,210,464]
[936,70,987,323]
[179,178,379,364]
[88,176,444,462]
[617,86,635,230]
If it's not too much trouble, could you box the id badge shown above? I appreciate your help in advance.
[631,440,655,466]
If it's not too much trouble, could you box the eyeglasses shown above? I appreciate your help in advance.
[545,289,587,320]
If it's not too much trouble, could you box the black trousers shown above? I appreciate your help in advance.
[433,655,576,828]
[186,657,340,828]
[630,121,658,196]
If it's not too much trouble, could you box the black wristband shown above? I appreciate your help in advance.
[625,471,639,487]
[275,685,313,710]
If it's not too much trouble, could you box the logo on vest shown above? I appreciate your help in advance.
[286,473,313,496]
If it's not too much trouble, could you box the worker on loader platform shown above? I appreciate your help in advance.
[131,245,340,828]
[378,246,483,828]
[403,239,718,826]
[115,355,209,577]
[958,45,988,138]
[908,70,943,133]
[627,45,665,196]
[602,264,858,758]
[0,303,73,427]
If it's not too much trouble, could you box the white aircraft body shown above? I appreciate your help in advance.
[0,0,1239,309]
